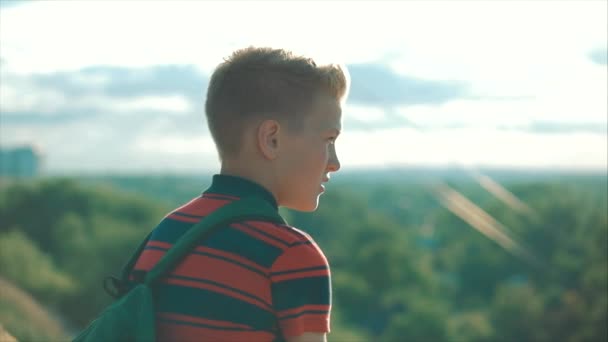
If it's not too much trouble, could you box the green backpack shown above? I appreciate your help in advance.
[73,197,285,342]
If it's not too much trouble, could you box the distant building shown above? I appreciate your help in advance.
[0,146,42,178]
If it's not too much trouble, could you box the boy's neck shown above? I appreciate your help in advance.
[219,163,280,205]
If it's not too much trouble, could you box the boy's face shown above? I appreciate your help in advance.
[277,95,342,212]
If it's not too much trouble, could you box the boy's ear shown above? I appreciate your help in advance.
[257,119,280,160]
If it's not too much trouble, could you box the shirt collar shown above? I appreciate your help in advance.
[203,174,279,210]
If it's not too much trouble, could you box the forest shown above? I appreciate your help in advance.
[0,169,606,341]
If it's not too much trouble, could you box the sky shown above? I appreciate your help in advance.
[0,0,606,174]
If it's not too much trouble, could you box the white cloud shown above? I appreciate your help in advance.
[346,105,387,123]
[398,94,607,130]
[69,73,111,87]
[0,78,192,114]
[339,127,607,170]
[106,95,192,114]
[399,100,535,128]
[0,117,218,173]
[0,81,68,113]
[132,134,217,156]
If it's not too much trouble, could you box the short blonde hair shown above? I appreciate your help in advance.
[205,47,349,160]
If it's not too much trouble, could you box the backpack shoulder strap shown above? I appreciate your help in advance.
[144,197,284,285]
[103,231,152,298]
[120,232,152,282]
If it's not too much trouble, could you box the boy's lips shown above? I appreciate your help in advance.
[320,177,329,193]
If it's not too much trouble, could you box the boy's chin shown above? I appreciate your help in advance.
[285,198,320,212]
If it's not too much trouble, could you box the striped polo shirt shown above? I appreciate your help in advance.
[132,174,331,341]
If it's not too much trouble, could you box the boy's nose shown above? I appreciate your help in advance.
[327,151,340,172]
[329,159,341,172]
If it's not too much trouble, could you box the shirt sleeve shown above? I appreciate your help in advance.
[270,237,332,338]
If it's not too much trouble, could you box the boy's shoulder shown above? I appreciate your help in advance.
[239,219,317,249]
[166,196,317,246]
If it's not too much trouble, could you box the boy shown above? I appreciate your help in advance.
[131,47,349,341]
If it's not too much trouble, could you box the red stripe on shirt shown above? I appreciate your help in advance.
[174,197,232,217]
[271,269,330,283]
[134,249,164,271]
[203,193,241,201]
[231,223,288,251]
[156,320,274,342]
[172,253,272,304]
[276,305,331,319]
[279,314,330,338]
[163,277,273,312]
[194,246,269,275]
[272,244,328,271]
[242,221,304,245]
[167,213,200,223]
[147,240,172,249]
[157,312,252,329]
